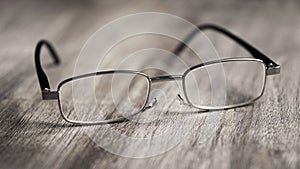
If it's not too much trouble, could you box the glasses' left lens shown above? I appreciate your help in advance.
[184,60,266,109]
[58,72,149,123]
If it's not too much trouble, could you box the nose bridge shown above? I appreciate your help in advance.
[150,75,183,82]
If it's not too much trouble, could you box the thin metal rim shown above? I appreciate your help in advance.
[56,70,151,125]
[55,57,268,125]
[182,57,267,110]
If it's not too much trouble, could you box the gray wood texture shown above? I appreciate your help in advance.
[0,0,299,169]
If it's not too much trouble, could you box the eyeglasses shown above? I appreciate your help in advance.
[35,23,280,125]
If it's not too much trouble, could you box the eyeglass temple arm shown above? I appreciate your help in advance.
[34,40,60,99]
[172,23,280,75]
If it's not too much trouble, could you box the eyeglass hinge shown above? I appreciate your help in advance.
[42,88,58,100]
[266,64,281,75]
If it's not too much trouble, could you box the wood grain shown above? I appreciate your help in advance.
[0,0,299,169]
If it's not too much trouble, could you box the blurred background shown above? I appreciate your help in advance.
[1,0,298,97]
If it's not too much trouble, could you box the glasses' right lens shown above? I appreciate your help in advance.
[58,72,149,123]
[184,60,266,109]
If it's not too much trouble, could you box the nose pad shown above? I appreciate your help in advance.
[144,98,158,110]
[177,94,189,106]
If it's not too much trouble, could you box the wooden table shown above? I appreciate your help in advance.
[0,0,299,169]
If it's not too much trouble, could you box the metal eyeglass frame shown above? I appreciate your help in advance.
[34,23,280,125]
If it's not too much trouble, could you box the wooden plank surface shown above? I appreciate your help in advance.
[0,0,299,169]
